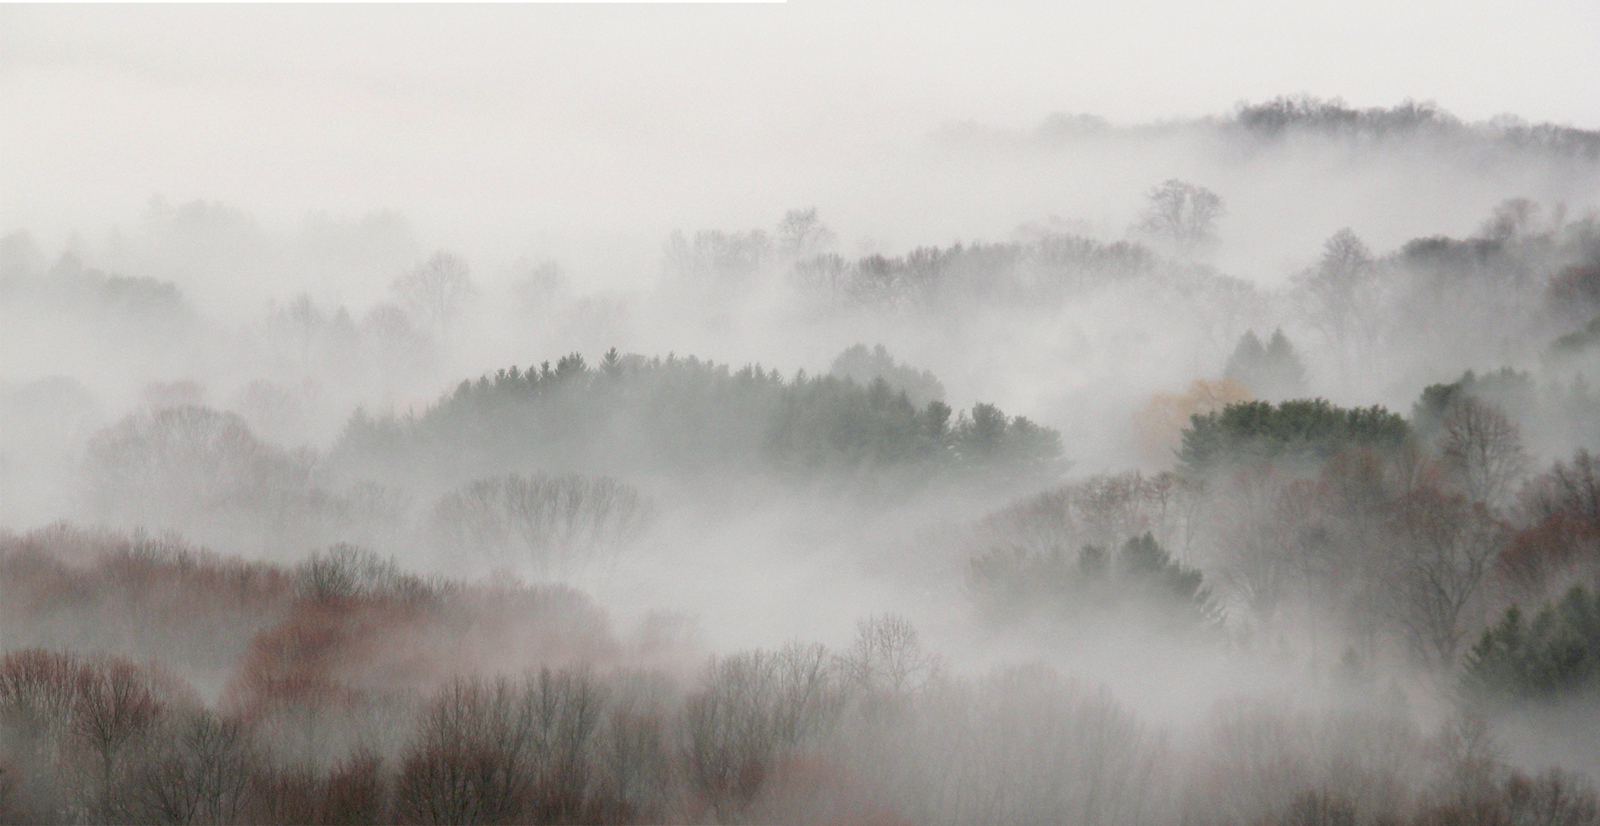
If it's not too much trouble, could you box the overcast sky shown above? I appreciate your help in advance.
[4,1,1598,272]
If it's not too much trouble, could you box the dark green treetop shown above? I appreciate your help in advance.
[1178,398,1409,475]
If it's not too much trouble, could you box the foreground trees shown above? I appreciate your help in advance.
[6,523,1600,825]
[395,671,618,825]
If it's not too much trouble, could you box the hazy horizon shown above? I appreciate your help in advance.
[5,2,1598,280]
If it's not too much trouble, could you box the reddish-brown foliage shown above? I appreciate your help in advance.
[1,524,295,680]
[244,751,389,826]
[1500,511,1600,595]
[756,753,911,826]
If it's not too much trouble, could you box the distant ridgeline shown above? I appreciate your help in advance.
[1228,97,1600,158]
[956,97,1600,162]
[791,235,1157,309]
[334,349,1063,487]
[1178,398,1411,476]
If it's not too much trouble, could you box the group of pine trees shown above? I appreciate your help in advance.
[336,347,1064,490]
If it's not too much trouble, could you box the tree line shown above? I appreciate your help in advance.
[334,349,1064,492]
[5,524,1598,825]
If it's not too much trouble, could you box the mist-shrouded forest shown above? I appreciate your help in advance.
[6,14,1600,822]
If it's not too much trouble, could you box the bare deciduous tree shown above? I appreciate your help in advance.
[776,208,835,259]
[1295,228,1386,390]
[1390,489,1507,669]
[392,251,473,334]
[682,654,776,820]
[663,229,771,288]
[682,643,843,820]
[394,669,618,825]
[122,710,257,825]
[73,658,163,813]
[1137,179,1225,252]
[429,473,655,579]
[1440,398,1527,507]
[838,614,940,700]
[395,677,534,826]
[523,666,607,823]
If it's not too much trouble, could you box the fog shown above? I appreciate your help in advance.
[5,4,1600,824]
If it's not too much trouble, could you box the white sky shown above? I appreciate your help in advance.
[3,1,1598,270]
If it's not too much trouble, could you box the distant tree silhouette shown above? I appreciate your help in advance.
[683,644,842,820]
[428,474,654,578]
[837,615,939,701]
[828,344,945,407]
[1137,180,1225,252]
[1223,329,1308,399]
[1295,229,1383,387]
[968,533,1218,632]
[392,251,473,334]
[776,208,835,259]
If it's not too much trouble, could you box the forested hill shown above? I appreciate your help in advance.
[332,350,1064,490]
[948,96,1600,161]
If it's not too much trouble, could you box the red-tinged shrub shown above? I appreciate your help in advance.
[246,764,324,825]
[0,545,105,652]
[1500,511,1600,596]
[2,524,297,678]
[327,581,621,696]
[429,582,621,674]
[1409,767,1600,826]
[93,539,296,663]
[223,593,428,768]
[0,521,133,567]
[323,750,390,826]
[240,750,390,826]
[229,601,356,709]
[749,753,913,826]
[0,760,17,822]
[1504,451,1600,596]
[0,649,86,753]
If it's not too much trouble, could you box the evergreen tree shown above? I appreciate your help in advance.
[968,533,1219,632]
[1223,329,1308,399]
[1178,399,1409,475]
[1461,587,1600,704]
[333,350,1064,491]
